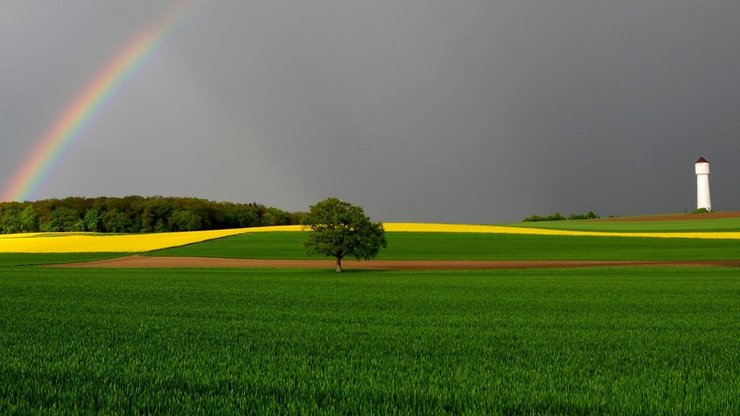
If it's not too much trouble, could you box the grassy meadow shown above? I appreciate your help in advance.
[1,217,739,414]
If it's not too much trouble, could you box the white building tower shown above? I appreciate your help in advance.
[695,157,711,211]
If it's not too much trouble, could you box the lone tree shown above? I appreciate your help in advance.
[303,197,386,272]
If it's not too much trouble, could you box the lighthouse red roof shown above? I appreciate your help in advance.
[696,157,709,164]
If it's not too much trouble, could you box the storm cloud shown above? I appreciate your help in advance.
[2,0,739,222]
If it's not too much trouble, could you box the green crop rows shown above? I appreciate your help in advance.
[1,267,738,414]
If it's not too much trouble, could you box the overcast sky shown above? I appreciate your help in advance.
[2,1,739,223]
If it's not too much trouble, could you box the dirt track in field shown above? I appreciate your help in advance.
[53,255,740,270]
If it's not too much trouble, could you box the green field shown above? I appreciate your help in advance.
[0,253,121,267]
[509,216,740,232]
[2,221,740,413]
[151,231,740,261]
[1,267,737,414]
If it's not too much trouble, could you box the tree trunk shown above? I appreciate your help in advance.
[336,256,343,273]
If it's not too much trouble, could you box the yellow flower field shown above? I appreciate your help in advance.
[385,222,740,239]
[0,225,300,253]
[0,229,243,253]
[2,223,740,253]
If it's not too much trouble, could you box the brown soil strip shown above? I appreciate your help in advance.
[51,255,740,270]
[595,211,740,222]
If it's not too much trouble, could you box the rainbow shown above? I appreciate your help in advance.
[2,1,202,202]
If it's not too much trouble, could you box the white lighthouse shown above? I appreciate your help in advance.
[695,157,711,211]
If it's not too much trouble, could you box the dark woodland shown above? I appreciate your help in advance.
[0,196,304,234]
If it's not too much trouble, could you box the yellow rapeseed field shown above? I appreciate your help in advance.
[2,223,740,253]
[0,225,301,253]
[384,222,740,239]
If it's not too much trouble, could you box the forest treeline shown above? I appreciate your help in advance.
[0,196,305,234]
[522,211,599,222]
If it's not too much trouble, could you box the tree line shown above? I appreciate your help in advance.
[0,196,305,234]
[522,211,598,222]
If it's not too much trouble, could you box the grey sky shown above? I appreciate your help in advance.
[2,1,739,223]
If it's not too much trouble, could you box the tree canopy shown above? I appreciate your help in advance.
[0,196,305,234]
[302,198,386,272]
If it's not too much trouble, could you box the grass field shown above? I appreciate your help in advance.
[1,267,737,414]
[151,231,740,261]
